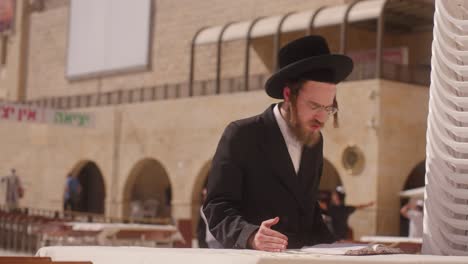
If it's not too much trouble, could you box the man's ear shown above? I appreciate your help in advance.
[283,87,291,102]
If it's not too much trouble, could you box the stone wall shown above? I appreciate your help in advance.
[0,0,433,243]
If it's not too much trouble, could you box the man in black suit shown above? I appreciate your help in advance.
[203,35,354,252]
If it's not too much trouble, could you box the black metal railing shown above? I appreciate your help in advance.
[13,74,266,110]
[0,204,172,253]
[1,63,429,110]
[348,62,431,86]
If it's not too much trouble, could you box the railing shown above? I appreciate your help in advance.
[0,63,430,110]
[5,205,172,225]
[348,62,431,86]
[19,75,267,110]
[0,205,173,254]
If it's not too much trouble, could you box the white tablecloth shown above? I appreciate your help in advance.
[36,246,468,264]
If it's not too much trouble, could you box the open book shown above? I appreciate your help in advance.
[299,243,404,256]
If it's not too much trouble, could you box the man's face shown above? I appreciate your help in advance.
[284,80,336,147]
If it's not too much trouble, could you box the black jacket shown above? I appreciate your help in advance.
[203,104,335,249]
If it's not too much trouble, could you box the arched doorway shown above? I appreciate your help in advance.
[122,158,172,219]
[317,158,343,218]
[319,158,343,193]
[191,161,211,240]
[69,160,106,214]
[400,160,425,236]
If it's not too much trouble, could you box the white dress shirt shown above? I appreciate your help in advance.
[273,104,303,174]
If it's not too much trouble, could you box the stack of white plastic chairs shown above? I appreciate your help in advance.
[424,0,468,256]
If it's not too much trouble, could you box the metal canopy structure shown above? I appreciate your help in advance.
[194,0,386,45]
[188,0,435,95]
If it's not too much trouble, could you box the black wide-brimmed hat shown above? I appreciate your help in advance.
[265,35,354,99]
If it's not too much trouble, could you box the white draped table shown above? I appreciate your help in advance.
[36,246,468,264]
[39,222,184,247]
[64,222,184,245]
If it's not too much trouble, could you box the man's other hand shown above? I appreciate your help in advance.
[248,217,288,252]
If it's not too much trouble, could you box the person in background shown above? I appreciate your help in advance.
[400,198,423,238]
[318,190,333,235]
[63,173,81,211]
[197,188,209,248]
[1,168,24,212]
[328,186,374,241]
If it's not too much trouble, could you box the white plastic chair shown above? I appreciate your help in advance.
[432,66,468,102]
[435,36,468,68]
[427,165,468,201]
[435,18,468,54]
[428,126,468,159]
[432,76,468,110]
[430,82,468,122]
[434,42,468,76]
[429,101,468,138]
[428,118,468,154]
[434,31,468,67]
[434,10,468,48]
[432,48,468,82]
[436,0,468,33]
[425,184,468,230]
[429,155,468,184]
[424,217,468,255]
[433,59,468,93]
[427,132,468,169]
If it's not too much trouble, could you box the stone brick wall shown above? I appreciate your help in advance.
[0,0,433,243]
[24,0,346,99]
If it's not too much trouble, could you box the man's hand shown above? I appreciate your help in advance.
[248,217,288,252]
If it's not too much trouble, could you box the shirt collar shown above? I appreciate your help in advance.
[273,103,302,149]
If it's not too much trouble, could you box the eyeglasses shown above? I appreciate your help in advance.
[307,101,338,116]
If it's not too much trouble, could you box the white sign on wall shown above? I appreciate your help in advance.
[67,0,152,79]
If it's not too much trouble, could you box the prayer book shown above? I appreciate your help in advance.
[298,243,404,256]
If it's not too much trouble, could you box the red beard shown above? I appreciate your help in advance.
[284,101,323,147]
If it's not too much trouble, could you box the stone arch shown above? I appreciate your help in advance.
[317,158,343,223]
[400,159,426,236]
[69,160,106,214]
[402,160,426,191]
[190,160,211,238]
[122,158,172,219]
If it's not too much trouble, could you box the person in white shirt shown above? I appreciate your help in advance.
[400,198,423,238]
